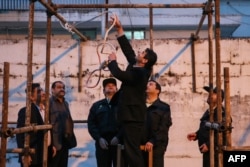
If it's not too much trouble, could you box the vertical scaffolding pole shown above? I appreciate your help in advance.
[190,34,197,92]
[207,1,214,167]
[214,0,223,166]
[23,1,35,167]
[43,0,52,166]
[224,67,232,147]
[0,62,10,167]
[149,4,153,50]
[78,40,83,92]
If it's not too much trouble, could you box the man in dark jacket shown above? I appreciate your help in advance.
[48,81,77,167]
[16,83,44,167]
[88,78,122,167]
[107,15,157,167]
[143,80,172,167]
[187,86,227,167]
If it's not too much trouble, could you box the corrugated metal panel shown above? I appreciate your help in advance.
[0,0,105,11]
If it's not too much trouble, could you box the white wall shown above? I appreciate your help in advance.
[1,38,250,166]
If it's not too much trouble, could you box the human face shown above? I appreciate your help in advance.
[104,83,117,96]
[207,93,217,107]
[52,82,65,98]
[30,87,39,103]
[40,89,46,103]
[146,81,159,95]
[136,50,148,65]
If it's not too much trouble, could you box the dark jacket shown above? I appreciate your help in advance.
[87,98,122,142]
[196,107,226,149]
[145,99,172,148]
[108,35,151,122]
[16,103,44,165]
[49,96,76,150]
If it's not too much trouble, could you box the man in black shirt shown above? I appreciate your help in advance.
[88,78,122,167]
[107,15,157,167]
[187,86,226,167]
[143,80,172,167]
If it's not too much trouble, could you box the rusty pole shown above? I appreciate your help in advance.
[194,1,214,37]
[7,125,52,136]
[149,4,153,50]
[0,62,10,167]
[207,1,214,167]
[55,3,206,9]
[224,67,232,148]
[190,34,197,92]
[38,0,88,41]
[214,0,223,166]
[23,1,35,167]
[43,0,52,165]
[78,40,83,92]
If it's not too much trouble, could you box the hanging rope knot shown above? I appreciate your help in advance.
[64,23,75,34]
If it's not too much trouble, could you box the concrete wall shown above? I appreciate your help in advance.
[1,38,250,165]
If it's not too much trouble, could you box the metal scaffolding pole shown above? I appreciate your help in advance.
[43,1,52,165]
[38,0,88,41]
[0,62,10,167]
[224,67,232,148]
[55,3,206,9]
[23,1,35,167]
[195,0,214,38]
[207,1,215,166]
[214,0,223,166]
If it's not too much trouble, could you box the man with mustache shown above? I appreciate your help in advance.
[48,81,77,167]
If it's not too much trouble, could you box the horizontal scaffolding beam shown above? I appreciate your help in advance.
[55,3,206,9]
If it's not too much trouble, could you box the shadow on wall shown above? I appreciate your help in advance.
[237,123,250,146]
[0,42,78,103]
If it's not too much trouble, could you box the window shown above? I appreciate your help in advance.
[124,30,145,40]
[72,29,96,40]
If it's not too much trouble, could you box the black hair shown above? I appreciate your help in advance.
[148,79,161,94]
[51,81,65,89]
[144,48,157,69]
[25,83,40,94]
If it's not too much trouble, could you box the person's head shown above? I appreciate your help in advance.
[51,81,65,98]
[136,48,157,69]
[36,88,46,105]
[203,86,224,107]
[146,80,161,97]
[102,78,117,97]
[25,83,41,103]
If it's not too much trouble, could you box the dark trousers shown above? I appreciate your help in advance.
[143,145,166,167]
[48,146,69,167]
[95,142,117,167]
[203,151,218,167]
[20,163,42,167]
[123,122,144,167]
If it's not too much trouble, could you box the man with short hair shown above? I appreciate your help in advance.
[16,83,44,167]
[187,86,228,167]
[143,80,172,167]
[88,78,122,167]
[48,81,77,167]
[107,15,158,167]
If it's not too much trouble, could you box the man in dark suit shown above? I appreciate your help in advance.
[16,83,44,167]
[187,86,228,167]
[88,78,122,167]
[143,80,172,167]
[107,15,157,167]
[48,81,77,167]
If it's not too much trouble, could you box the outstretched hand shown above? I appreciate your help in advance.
[110,14,122,29]
[108,52,117,62]
[110,14,124,36]
[187,132,197,141]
